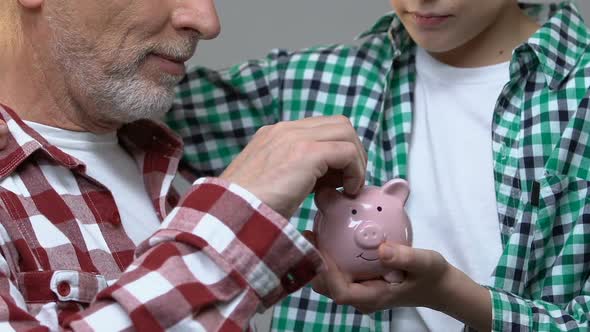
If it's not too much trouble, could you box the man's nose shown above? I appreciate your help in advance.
[171,0,221,40]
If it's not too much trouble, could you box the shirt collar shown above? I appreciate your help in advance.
[524,2,590,90]
[0,104,183,181]
[356,12,412,58]
[357,2,589,90]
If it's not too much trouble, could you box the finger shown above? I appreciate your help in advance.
[310,252,340,297]
[303,233,333,296]
[340,157,366,196]
[311,253,356,300]
[273,117,369,185]
[297,123,366,173]
[294,115,354,129]
[379,243,446,275]
[355,279,401,312]
[308,141,365,195]
[311,275,331,297]
[311,253,399,309]
[313,171,345,190]
[276,116,355,133]
[329,277,394,307]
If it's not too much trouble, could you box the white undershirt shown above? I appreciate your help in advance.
[25,121,162,245]
[391,48,509,331]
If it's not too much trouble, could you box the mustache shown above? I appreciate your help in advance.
[108,36,198,76]
[146,37,198,62]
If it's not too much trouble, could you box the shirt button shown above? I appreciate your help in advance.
[57,281,71,297]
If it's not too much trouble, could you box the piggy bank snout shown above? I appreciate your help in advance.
[354,222,385,249]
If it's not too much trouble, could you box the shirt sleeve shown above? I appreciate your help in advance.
[483,177,590,332]
[0,177,323,331]
[166,49,291,177]
[486,285,590,331]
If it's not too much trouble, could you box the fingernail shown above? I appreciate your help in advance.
[380,245,395,261]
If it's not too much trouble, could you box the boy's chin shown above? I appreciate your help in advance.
[411,32,476,57]
[406,32,461,53]
[414,41,460,55]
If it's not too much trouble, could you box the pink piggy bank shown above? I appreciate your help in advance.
[313,179,412,283]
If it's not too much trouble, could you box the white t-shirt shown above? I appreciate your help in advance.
[25,121,162,245]
[391,48,509,331]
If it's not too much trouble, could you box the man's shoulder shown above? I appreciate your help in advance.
[569,50,590,82]
[554,49,590,101]
[272,36,393,71]
[531,2,590,95]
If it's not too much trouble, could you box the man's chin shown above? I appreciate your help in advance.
[97,83,175,125]
[139,63,185,88]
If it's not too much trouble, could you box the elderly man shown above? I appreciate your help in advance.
[0,0,368,330]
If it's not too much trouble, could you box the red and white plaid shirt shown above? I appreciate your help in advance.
[0,104,322,331]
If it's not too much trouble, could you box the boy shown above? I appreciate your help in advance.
[169,1,589,331]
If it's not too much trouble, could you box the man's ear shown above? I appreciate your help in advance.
[18,0,43,9]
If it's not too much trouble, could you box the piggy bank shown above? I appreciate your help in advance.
[313,179,412,283]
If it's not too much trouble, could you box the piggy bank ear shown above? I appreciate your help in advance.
[314,187,343,210]
[382,178,410,204]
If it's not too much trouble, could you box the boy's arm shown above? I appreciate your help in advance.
[167,49,290,177]
[309,87,590,331]
[484,282,590,332]
[310,237,590,332]
[484,94,590,331]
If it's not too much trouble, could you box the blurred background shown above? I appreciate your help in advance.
[189,0,590,69]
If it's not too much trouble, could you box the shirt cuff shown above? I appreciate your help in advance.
[485,286,533,332]
[155,177,324,308]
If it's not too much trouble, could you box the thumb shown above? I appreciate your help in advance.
[379,243,442,275]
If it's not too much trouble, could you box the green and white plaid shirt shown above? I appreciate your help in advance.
[168,2,590,331]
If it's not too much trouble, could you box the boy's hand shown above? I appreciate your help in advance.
[305,233,451,313]
[221,116,367,219]
[303,231,492,331]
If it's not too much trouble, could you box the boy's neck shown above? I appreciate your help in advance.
[428,5,540,68]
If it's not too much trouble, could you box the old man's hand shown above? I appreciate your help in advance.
[221,115,367,219]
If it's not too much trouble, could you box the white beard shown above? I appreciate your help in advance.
[47,11,190,125]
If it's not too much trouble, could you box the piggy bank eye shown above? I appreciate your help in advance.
[351,209,358,215]
[377,206,383,212]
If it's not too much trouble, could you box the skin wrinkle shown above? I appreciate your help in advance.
[0,3,20,53]
[45,13,119,130]
[0,0,218,134]
[46,5,184,127]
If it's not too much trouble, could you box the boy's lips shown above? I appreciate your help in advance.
[410,12,453,28]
